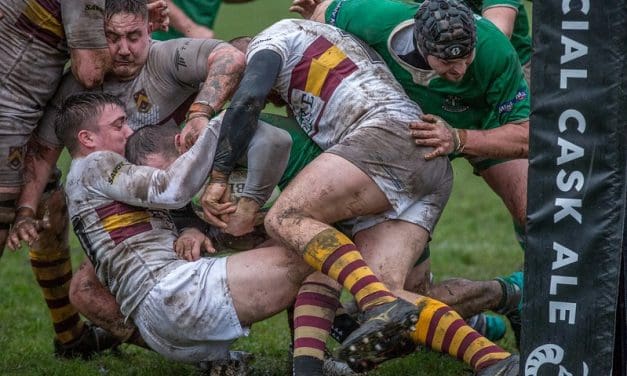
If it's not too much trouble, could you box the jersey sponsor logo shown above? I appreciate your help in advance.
[7,146,25,171]
[107,161,124,184]
[497,87,528,115]
[288,36,358,136]
[174,48,187,71]
[290,89,325,135]
[441,95,469,113]
[133,88,152,113]
[84,3,104,19]
[95,201,153,245]
[15,0,64,48]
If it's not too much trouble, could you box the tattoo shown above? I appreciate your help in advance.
[194,44,245,111]
[23,139,52,185]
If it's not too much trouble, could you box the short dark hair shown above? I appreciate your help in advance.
[55,92,124,154]
[105,0,148,21]
[125,124,180,165]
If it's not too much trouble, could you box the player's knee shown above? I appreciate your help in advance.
[263,207,281,239]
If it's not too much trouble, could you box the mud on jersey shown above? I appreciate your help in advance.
[37,38,223,147]
[66,152,187,317]
[247,19,422,151]
[65,122,221,318]
[0,0,106,137]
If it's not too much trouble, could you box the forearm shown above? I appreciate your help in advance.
[17,139,62,211]
[102,122,221,209]
[240,122,291,205]
[212,49,281,175]
[193,44,246,115]
[166,0,198,36]
[462,121,529,159]
[150,121,222,207]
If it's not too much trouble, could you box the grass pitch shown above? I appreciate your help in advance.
[0,1,525,375]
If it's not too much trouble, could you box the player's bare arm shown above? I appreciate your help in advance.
[164,0,214,38]
[6,139,60,250]
[410,116,529,160]
[289,0,329,22]
[482,5,517,38]
[180,43,246,150]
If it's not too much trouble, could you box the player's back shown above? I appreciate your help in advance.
[248,19,421,150]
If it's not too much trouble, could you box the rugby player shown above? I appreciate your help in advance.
[213,18,519,375]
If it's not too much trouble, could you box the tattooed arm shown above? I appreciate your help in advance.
[180,43,246,151]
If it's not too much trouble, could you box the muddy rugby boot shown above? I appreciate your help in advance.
[54,322,121,359]
[336,299,419,372]
[475,355,520,376]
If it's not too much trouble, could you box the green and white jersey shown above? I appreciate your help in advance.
[326,0,529,132]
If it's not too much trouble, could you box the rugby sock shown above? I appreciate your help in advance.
[292,281,340,376]
[303,228,396,311]
[410,297,510,371]
[29,246,84,345]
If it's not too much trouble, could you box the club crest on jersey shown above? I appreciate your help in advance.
[134,89,152,113]
[442,95,469,113]
[7,146,25,170]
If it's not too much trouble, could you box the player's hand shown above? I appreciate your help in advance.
[224,197,260,237]
[289,0,322,19]
[201,175,237,229]
[409,114,461,160]
[174,227,215,261]
[6,208,50,251]
[179,116,208,152]
[148,0,170,32]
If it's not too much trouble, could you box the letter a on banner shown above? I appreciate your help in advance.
[524,0,627,375]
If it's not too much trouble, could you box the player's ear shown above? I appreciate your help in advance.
[77,129,95,148]
[174,133,183,154]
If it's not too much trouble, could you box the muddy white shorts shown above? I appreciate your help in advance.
[132,257,249,363]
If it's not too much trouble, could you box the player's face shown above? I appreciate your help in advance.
[92,104,134,155]
[105,13,150,80]
[426,50,475,82]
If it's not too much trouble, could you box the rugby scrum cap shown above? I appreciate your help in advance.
[414,0,477,59]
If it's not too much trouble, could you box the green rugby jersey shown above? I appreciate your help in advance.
[326,0,529,132]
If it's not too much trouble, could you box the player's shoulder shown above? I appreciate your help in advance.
[82,151,127,170]
[474,15,519,65]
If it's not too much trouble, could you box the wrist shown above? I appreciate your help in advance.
[237,197,261,213]
[210,170,229,184]
[15,205,36,220]
[457,129,467,153]
[186,101,216,122]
